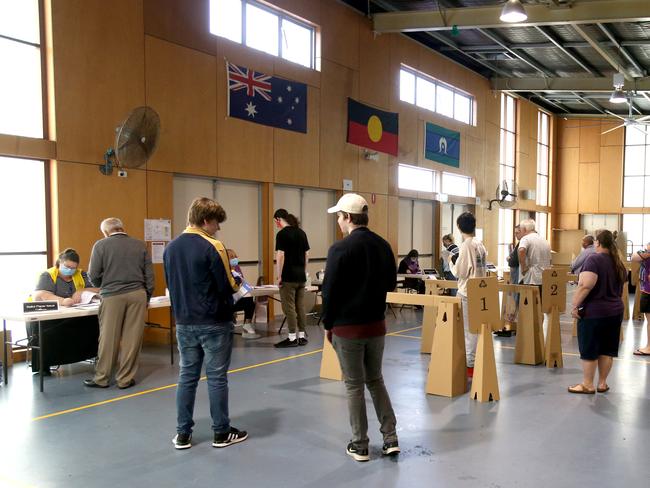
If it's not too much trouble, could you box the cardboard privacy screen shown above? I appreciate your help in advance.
[467,276,500,333]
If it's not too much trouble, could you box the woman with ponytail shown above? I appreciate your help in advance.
[273,208,310,347]
[568,229,626,394]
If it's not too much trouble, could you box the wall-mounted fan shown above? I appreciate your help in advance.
[488,179,517,210]
[100,106,161,176]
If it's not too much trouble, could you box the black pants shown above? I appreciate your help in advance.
[27,316,100,372]
[404,279,425,294]
[232,297,255,321]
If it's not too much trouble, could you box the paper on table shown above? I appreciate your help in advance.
[73,291,100,306]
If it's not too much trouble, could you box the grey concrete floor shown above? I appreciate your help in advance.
[1,301,649,488]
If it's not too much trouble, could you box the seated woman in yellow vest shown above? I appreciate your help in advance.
[29,248,100,375]
[33,248,98,305]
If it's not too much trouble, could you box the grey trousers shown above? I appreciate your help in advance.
[94,289,147,387]
[332,334,398,449]
[279,282,306,333]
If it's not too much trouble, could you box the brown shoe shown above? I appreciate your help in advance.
[568,383,595,394]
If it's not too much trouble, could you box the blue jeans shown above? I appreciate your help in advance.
[176,323,233,435]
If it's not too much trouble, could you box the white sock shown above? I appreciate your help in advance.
[288,333,297,341]
[298,331,306,339]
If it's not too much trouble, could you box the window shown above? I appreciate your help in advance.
[623,126,650,207]
[497,94,517,267]
[0,157,48,339]
[441,172,473,197]
[623,214,650,257]
[0,0,43,138]
[536,111,550,206]
[209,0,316,69]
[536,212,548,241]
[399,66,474,126]
[398,164,436,193]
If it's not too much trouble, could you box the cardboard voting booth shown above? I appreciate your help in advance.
[467,276,500,402]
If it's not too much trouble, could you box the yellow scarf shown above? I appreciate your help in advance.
[47,266,86,291]
[183,226,240,292]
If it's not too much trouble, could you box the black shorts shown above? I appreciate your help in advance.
[640,292,650,313]
[577,315,622,360]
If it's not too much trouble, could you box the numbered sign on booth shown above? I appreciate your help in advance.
[467,276,500,333]
[542,268,567,313]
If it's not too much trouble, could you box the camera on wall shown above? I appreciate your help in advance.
[117,169,128,178]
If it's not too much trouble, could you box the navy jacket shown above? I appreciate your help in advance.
[163,233,235,325]
[322,227,397,329]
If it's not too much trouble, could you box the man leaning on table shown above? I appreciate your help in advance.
[84,218,154,390]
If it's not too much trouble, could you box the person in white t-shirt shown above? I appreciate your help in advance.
[517,219,551,286]
[450,212,487,378]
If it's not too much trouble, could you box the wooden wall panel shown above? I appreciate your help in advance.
[577,163,600,213]
[145,36,217,176]
[274,87,320,187]
[320,0,359,70]
[396,105,418,164]
[319,59,359,190]
[144,0,215,54]
[0,135,56,160]
[599,146,623,213]
[558,119,579,148]
[55,161,147,269]
[361,192,388,241]
[600,121,624,146]
[52,0,145,164]
[578,121,601,163]
[358,26,391,109]
[555,213,579,230]
[357,153,389,195]
[557,148,579,214]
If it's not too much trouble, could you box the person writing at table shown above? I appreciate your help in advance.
[33,248,98,306]
[397,249,425,294]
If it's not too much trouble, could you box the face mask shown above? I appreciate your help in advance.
[59,264,76,276]
[230,258,239,267]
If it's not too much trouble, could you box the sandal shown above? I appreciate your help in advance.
[597,385,610,393]
[568,383,596,394]
[633,349,650,356]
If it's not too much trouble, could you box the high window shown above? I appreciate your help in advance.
[441,172,473,197]
[210,0,316,69]
[497,94,517,268]
[398,164,437,193]
[399,66,474,126]
[0,0,43,138]
[623,214,650,256]
[536,111,550,206]
[623,126,650,208]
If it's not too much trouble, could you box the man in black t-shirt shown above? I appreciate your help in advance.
[273,209,310,348]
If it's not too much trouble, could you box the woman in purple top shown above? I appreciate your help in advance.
[569,229,627,394]
[397,249,425,294]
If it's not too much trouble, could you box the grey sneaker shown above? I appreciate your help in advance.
[172,433,192,450]
[346,442,369,462]
[242,331,261,339]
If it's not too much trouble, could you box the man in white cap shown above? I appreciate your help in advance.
[321,193,399,462]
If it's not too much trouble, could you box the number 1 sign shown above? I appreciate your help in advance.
[467,276,500,333]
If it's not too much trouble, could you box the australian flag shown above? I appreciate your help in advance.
[227,62,307,134]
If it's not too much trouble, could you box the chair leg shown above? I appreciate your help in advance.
[278,316,287,335]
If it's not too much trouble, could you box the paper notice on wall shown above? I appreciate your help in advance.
[144,219,172,241]
[151,241,166,264]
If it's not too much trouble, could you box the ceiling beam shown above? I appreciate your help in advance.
[534,26,599,76]
[491,77,650,92]
[596,23,647,77]
[439,40,650,53]
[476,28,554,77]
[373,1,650,33]
[572,24,632,80]
[572,92,607,114]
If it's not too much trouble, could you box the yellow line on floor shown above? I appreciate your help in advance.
[390,333,422,339]
[32,325,424,422]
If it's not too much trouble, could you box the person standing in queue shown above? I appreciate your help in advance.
[273,209,310,348]
[321,193,399,462]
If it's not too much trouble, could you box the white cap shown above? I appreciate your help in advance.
[327,193,368,214]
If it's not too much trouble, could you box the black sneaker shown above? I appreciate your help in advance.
[213,427,248,448]
[172,433,192,450]
[297,337,308,346]
[274,338,298,348]
[382,441,400,456]
[346,442,369,462]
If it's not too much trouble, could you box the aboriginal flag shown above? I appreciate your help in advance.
[347,98,399,156]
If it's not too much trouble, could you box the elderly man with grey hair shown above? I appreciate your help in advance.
[571,235,596,275]
[85,217,154,389]
[517,219,551,286]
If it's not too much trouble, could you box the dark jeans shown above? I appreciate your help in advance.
[176,323,233,435]
[331,335,398,449]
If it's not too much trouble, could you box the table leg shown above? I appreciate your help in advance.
[2,319,7,386]
[38,321,44,393]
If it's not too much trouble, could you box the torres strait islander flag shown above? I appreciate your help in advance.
[347,98,399,156]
